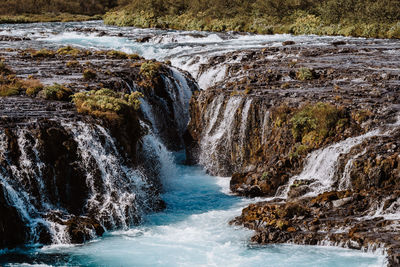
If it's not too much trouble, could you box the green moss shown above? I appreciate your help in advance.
[72,89,143,120]
[291,103,343,147]
[38,83,72,101]
[83,68,97,80]
[57,46,81,57]
[261,172,270,181]
[296,67,314,81]
[140,61,162,80]
[31,49,55,58]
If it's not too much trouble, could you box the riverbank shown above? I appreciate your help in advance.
[0,14,102,24]
[104,11,400,39]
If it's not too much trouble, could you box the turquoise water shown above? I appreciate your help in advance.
[0,157,385,266]
[0,21,389,266]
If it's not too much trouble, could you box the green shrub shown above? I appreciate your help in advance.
[292,14,322,35]
[83,68,97,80]
[140,61,162,80]
[38,83,72,101]
[291,103,343,147]
[72,88,143,120]
[296,67,314,81]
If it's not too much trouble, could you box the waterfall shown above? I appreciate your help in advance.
[62,121,153,229]
[280,113,400,199]
[168,67,194,135]
[280,130,380,198]
[197,65,228,89]
[199,96,243,174]
[0,122,162,245]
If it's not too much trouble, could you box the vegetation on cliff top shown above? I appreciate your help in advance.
[1,0,116,15]
[72,89,143,120]
[290,102,346,147]
[1,0,398,38]
[104,0,400,38]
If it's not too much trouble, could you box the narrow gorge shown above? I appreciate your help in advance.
[0,21,398,266]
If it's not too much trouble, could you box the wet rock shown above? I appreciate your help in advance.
[282,41,295,46]
[0,47,198,249]
[65,216,105,244]
[0,186,29,249]
[136,36,152,43]
[332,197,353,208]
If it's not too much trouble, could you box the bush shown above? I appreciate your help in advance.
[83,68,97,80]
[291,103,343,147]
[292,14,321,35]
[140,61,162,80]
[72,88,143,120]
[38,83,72,101]
[57,46,81,56]
[31,49,55,58]
[296,67,314,81]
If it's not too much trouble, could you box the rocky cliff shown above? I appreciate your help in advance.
[186,41,400,265]
[0,47,197,248]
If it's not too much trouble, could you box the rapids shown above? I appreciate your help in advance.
[0,20,392,266]
[0,158,386,266]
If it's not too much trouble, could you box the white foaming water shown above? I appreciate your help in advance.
[163,67,194,135]
[280,130,380,198]
[28,164,385,267]
[199,96,243,173]
[281,113,400,199]
[62,121,152,228]
[140,132,177,183]
[197,65,228,89]
[11,20,389,89]
[0,21,396,266]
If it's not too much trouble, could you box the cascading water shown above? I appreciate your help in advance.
[277,117,400,201]
[0,21,394,266]
[279,130,380,198]
[61,121,154,229]
[199,96,243,175]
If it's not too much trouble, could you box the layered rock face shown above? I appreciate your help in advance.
[187,42,400,195]
[186,41,400,264]
[0,48,197,248]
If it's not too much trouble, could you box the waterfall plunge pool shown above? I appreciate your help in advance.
[0,21,392,266]
[0,155,386,266]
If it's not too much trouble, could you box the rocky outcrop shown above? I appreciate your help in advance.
[0,47,197,249]
[187,42,400,264]
[187,42,400,197]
